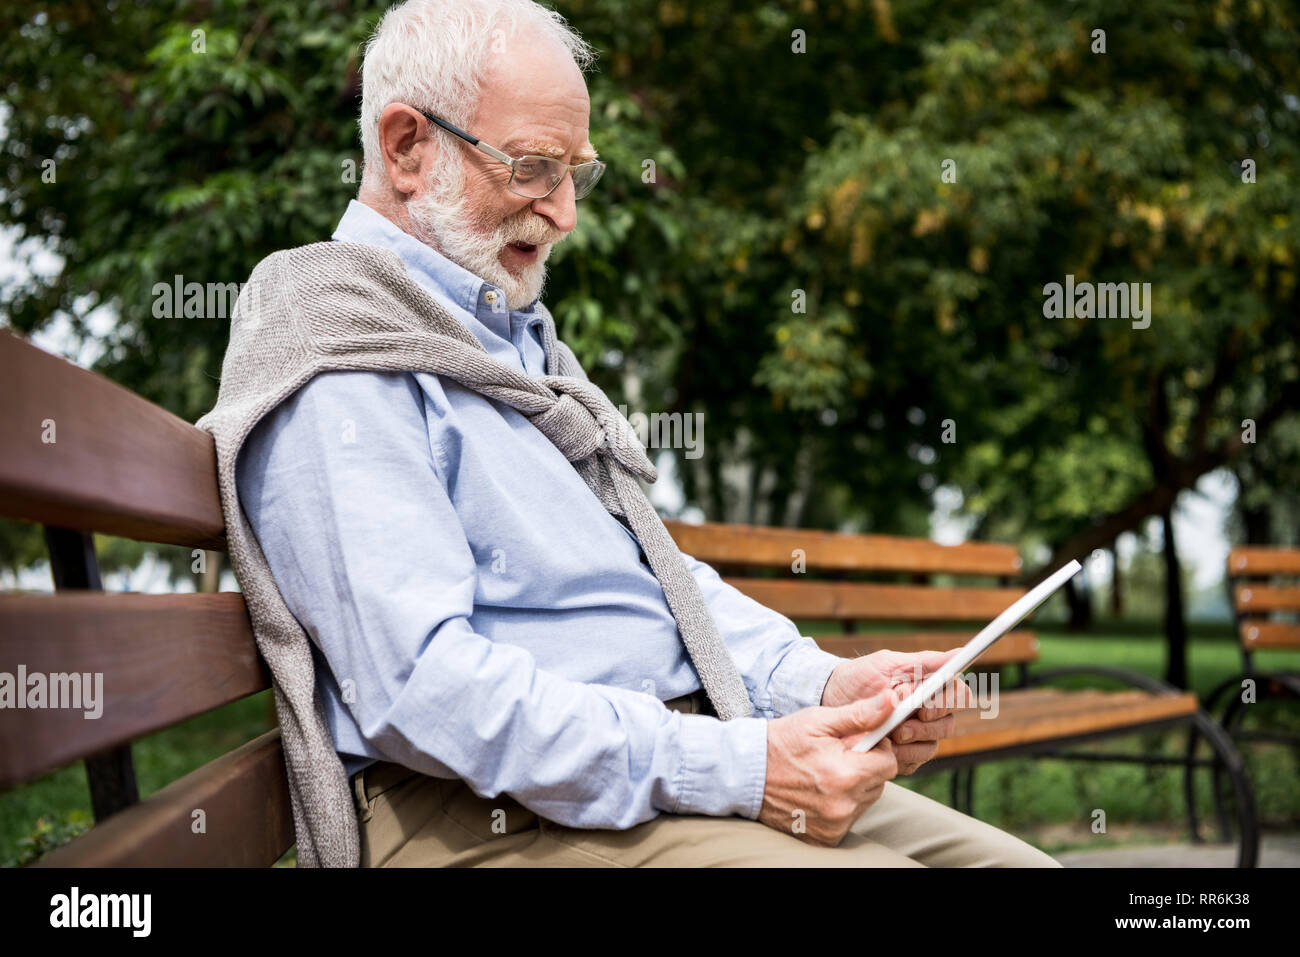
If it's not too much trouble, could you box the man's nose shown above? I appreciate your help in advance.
[530,171,578,234]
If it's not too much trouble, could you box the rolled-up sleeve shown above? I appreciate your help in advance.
[236,370,768,828]
[680,552,845,718]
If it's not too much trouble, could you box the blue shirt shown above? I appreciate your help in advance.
[234,200,843,829]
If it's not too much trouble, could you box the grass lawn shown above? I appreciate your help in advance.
[3,628,1297,865]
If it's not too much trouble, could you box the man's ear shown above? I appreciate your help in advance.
[377,103,436,195]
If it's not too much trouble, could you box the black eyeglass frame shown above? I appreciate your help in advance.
[415,107,606,200]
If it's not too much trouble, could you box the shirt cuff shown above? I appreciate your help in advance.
[669,713,768,820]
[765,639,845,716]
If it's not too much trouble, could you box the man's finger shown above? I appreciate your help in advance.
[890,713,955,744]
[895,740,940,775]
[841,725,896,751]
[819,694,894,738]
[914,678,977,720]
[878,648,960,683]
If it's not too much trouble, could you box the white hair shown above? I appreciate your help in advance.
[358,0,598,189]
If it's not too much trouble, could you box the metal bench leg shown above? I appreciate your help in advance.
[1182,722,1202,844]
[1214,694,1255,841]
[1187,671,1296,861]
[1182,683,1240,845]
[1186,709,1259,868]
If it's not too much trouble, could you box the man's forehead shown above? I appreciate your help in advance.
[479,37,595,162]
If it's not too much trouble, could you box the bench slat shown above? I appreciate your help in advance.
[33,729,293,867]
[936,688,1199,758]
[968,688,1155,722]
[724,578,1025,621]
[813,630,1039,666]
[1238,620,1300,650]
[0,592,267,787]
[1228,547,1300,576]
[1234,584,1300,613]
[0,332,226,549]
[666,520,1022,576]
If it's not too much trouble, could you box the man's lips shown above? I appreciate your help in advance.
[504,240,541,263]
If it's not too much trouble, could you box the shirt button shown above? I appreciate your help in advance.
[484,290,498,305]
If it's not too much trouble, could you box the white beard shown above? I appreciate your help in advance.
[408,157,561,311]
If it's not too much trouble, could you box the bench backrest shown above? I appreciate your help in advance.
[663,520,1039,666]
[0,332,293,866]
[1226,546,1300,654]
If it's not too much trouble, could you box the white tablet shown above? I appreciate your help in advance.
[849,559,1083,753]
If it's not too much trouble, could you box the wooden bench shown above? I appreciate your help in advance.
[0,331,294,866]
[0,329,1260,867]
[665,518,1260,866]
[1184,546,1300,839]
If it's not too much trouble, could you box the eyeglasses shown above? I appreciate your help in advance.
[416,108,606,201]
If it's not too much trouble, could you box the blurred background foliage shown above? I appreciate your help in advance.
[2,0,1299,682]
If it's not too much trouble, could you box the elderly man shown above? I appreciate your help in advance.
[215,0,1059,867]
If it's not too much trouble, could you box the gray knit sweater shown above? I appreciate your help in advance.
[197,241,752,867]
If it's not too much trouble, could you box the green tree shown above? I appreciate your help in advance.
[764,0,1300,683]
[3,0,1298,691]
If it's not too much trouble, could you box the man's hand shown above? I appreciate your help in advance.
[758,696,899,847]
[820,648,976,775]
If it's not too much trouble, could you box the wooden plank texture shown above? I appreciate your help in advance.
[723,578,1025,621]
[33,730,293,867]
[0,592,267,787]
[665,520,1022,576]
[0,331,226,549]
[813,630,1040,665]
[1237,620,1300,650]
[1234,584,1300,613]
[935,688,1198,758]
[1228,547,1300,576]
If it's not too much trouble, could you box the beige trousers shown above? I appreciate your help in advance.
[351,693,1061,868]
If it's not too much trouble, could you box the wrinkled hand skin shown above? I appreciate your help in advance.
[820,649,977,775]
[759,696,900,846]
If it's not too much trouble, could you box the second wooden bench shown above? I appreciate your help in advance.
[665,519,1260,866]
